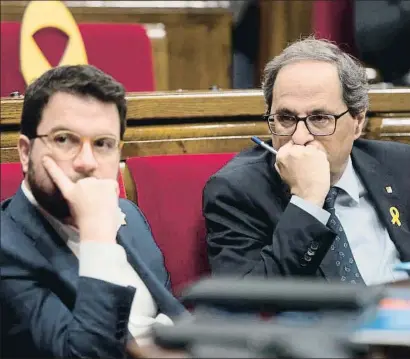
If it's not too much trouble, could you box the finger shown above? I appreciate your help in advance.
[279,139,293,152]
[274,162,281,175]
[306,141,326,153]
[277,140,296,157]
[115,181,120,197]
[101,179,120,197]
[42,156,74,197]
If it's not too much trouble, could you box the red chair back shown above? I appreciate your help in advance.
[0,21,154,97]
[0,162,127,202]
[126,153,236,294]
[0,163,24,202]
[312,0,357,55]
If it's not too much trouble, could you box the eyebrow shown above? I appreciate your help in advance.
[274,107,336,115]
[274,108,297,115]
[47,126,117,138]
[310,108,336,115]
[47,125,71,133]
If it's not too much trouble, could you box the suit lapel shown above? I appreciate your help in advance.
[7,189,79,302]
[6,189,184,318]
[269,152,292,208]
[116,223,182,317]
[352,146,410,261]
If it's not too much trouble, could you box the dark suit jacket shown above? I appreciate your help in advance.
[1,189,186,358]
[203,139,410,280]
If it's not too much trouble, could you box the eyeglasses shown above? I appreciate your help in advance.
[34,130,121,160]
[263,109,350,136]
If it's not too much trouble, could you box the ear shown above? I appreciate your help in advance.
[353,110,367,140]
[18,135,31,174]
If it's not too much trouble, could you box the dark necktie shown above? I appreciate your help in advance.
[324,187,364,284]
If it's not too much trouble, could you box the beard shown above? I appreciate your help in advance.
[27,158,71,221]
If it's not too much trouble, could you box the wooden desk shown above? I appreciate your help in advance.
[0,1,232,91]
[1,89,410,163]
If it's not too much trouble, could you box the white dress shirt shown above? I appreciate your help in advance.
[290,157,408,285]
[21,181,173,345]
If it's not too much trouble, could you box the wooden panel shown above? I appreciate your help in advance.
[363,116,410,144]
[143,23,169,91]
[0,121,270,162]
[258,0,314,82]
[0,99,22,124]
[363,117,383,140]
[0,148,19,164]
[0,1,232,91]
[378,116,410,144]
[123,122,269,140]
[122,136,270,158]
[120,162,137,203]
[2,89,410,125]
[0,137,271,164]
[0,122,269,147]
[1,89,410,163]
[367,89,410,114]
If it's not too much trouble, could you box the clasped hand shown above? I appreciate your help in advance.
[43,156,119,243]
[275,141,330,208]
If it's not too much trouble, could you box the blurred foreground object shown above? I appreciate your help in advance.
[153,277,392,358]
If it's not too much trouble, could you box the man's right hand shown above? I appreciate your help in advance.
[42,156,119,243]
[275,141,330,208]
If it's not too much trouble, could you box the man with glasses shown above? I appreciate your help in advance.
[1,65,186,358]
[203,37,410,285]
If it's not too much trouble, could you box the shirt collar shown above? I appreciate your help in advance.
[334,156,360,204]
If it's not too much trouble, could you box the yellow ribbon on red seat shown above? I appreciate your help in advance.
[20,0,88,85]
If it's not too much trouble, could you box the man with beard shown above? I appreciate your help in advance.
[0,65,187,358]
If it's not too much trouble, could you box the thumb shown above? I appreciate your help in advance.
[274,162,281,175]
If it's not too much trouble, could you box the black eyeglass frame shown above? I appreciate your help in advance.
[263,109,350,136]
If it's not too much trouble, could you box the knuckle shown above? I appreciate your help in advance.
[107,179,117,186]
[102,179,118,190]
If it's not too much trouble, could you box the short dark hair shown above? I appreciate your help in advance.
[21,65,127,139]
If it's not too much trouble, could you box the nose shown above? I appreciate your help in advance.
[291,120,314,145]
[72,142,98,174]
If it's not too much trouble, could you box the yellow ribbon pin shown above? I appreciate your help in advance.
[20,0,88,86]
[390,206,401,227]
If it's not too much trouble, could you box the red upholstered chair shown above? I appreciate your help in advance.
[312,0,357,55]
[0,162,127,202]
[0,21,154,97]
[0,163,24,202]
[118,171,127,200]
[126,153,236,295]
